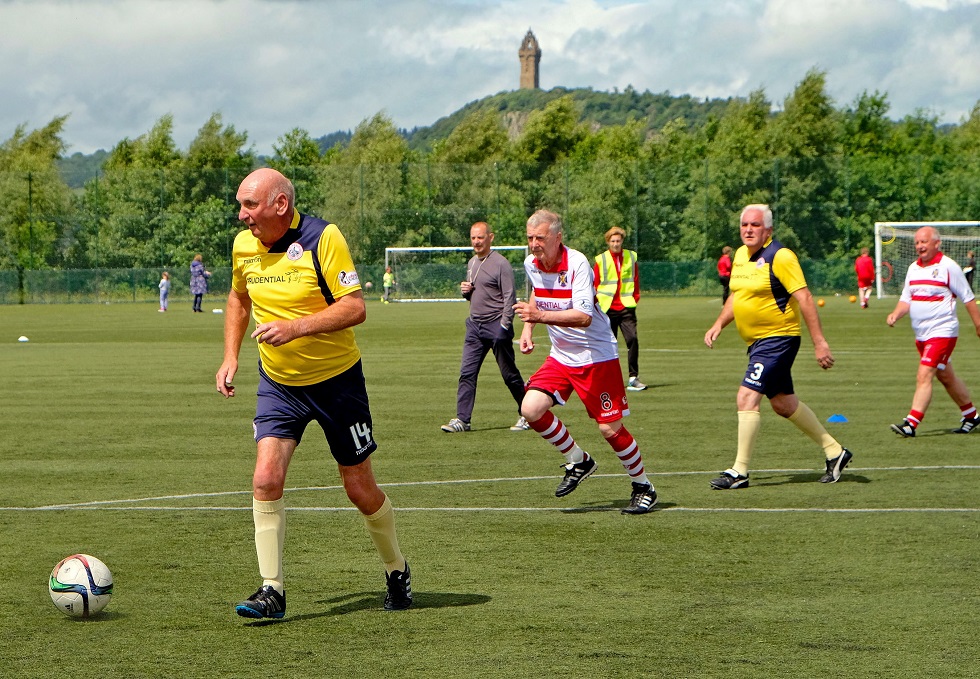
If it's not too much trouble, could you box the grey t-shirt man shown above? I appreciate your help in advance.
[464,250,518,327]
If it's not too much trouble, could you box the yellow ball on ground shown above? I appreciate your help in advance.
[817,299,825,307]
[849,295,857,303]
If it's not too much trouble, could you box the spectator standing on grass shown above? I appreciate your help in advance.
[593,226,646,392]
[216,168,412,619]
[190,254,211,313]
[158,272,170,312]
[887,227,980,437]
[855,247,875,309]
[514,209,658,514]
[703,204,853,490]
[965,250,976,291]
[717,246,733,304]
[383,266,395,304]
[441,221,529,433]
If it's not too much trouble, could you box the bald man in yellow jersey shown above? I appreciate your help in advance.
[216,168,411,618]
[703,204,853,489]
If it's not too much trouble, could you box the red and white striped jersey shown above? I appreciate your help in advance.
[524,245,619,367]
[899,252,975,341]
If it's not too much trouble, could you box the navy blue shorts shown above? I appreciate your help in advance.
[254,360,377,466]
[742,336,801,398]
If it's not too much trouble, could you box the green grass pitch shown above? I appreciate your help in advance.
[1,294,978,678]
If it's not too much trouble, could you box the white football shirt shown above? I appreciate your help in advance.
[524,245,618,367]
[899,252,975,341]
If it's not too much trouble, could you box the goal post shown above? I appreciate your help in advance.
[874,221,980,298]
[383,246,530,302]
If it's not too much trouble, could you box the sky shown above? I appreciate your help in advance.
[3,0,980,157]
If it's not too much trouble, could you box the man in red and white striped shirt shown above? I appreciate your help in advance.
[513,209,658,514]
[887,226,980,436]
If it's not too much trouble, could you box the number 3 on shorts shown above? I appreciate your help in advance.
[749,363,764,381]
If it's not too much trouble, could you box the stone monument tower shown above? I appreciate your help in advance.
[518,29,541,90]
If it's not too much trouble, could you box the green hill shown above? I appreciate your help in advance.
[404,86,735,152]
[57,149,109,189]
[55,87,734,186]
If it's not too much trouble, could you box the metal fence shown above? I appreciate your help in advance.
[0,259,860,305]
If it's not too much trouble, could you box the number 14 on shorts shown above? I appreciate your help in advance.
[350,421,373,448]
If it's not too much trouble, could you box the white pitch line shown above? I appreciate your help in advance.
[4,505,980,514]
[7,465,980,512]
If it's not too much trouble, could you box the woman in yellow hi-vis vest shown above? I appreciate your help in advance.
[593,226,646,391]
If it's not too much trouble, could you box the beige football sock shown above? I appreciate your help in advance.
[787,402,844,459]
[733,410,761,476]
[363,495,406,574]
[253,497,285,593]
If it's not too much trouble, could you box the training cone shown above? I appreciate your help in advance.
[827,414,848,423]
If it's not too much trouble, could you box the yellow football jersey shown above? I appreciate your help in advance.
[730,238,808,344]
[231,210,362,386]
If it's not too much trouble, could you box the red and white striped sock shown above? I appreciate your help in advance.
[528,411,584,463]
[606,426,650,487]
[959,402,977,421]
[907,409,925,428]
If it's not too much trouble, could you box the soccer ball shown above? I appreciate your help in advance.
[817,299,825,307]
[49,554,113,618]
[364,281,373,290]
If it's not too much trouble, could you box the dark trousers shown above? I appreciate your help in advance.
[606,307,640,379]
[456,317,526,423]
[193,293,203,311]
[720,276,731,303]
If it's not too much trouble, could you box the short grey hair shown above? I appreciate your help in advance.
[741,204,773,230]
[527,209,562,236]
[267,175,295,207]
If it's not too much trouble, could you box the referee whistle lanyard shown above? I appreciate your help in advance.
[468,254,489,285]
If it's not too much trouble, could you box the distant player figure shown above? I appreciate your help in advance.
[887,227,980,437]
[514,209,658,514]
[964,250,976,291]
[383,266,395,304]
[158,271,170,312]
[190,254,211,313]
[704,204,853,490]
[717,245,733,304]
[854,247,875,309]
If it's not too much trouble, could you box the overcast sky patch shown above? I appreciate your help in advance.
[1,0,979,155]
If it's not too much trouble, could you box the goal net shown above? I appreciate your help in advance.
[383,246,529,302]
[874,221,980,298]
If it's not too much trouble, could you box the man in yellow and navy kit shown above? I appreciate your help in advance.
[216,168,411,618]
[594,226,646,391]
[703,204,853,490]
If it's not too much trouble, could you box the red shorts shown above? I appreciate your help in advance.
[526,356,629,423]
[915,337,957,370]
[857,277,874,288]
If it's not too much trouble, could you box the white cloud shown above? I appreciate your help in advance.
[1,0,979,155]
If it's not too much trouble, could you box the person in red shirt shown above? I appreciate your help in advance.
[855,247,875,309]
[717,246,733,303]
[593,226,646,391]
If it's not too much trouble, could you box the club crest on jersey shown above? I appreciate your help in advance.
[286,243,304,261]
[558,271,568,287]
[338,270,360,287]
[756,258,766,268]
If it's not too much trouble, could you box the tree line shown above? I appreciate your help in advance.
[3,69,980,272]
